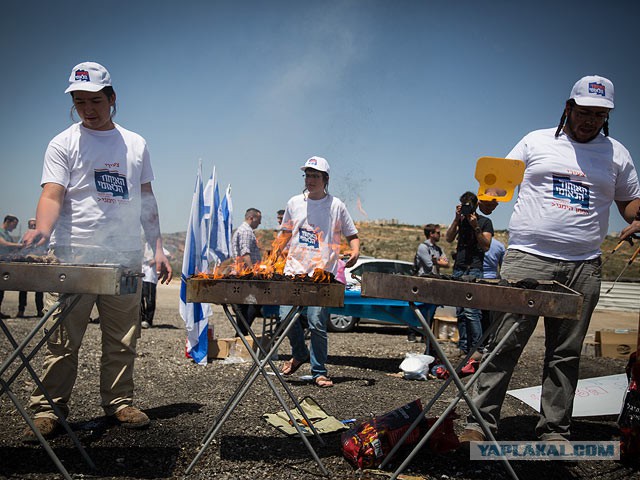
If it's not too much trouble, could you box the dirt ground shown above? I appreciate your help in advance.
[1,283,639,480]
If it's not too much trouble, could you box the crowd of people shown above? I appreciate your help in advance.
[3,62,640,473]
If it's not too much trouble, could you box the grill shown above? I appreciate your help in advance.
[0,262,141,295]
[361,272,583,319]
[186,277,344,307]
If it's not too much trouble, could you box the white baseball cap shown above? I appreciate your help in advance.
[300,156,330,175]
[64,62,112,94]
[570,75,614,109]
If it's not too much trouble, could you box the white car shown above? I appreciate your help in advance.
[328,257,425,332]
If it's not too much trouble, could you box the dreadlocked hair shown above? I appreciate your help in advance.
[602,119,609,136]
[554,110,567,138]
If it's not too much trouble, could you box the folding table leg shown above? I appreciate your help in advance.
[384,303,520,480]
[0,378,74,480]
[198,306,322,445]
[0,294,97,477]
[227,305,327,444]
[380,306,502,469]
[186,305,329,476]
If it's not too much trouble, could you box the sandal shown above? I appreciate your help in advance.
[314,375,334,388]
[280,357,308,376]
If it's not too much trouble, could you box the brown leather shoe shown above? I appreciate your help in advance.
[458,428,486,445]
[22,417,61,443]
[112,406,150,429]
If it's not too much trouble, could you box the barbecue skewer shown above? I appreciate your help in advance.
[599,237,634,272]
[606,243,640,294]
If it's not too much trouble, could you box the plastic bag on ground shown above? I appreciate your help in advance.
[399,353,435,380]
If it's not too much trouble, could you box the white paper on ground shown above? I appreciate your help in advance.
[507,373,628,417]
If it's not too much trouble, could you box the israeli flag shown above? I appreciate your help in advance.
[204,167,224,266]
[214,184,233,262]
[180,162,213,365]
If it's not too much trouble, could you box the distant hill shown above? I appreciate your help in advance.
[165,222,639,281]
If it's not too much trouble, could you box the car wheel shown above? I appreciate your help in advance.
[328,314,358,332]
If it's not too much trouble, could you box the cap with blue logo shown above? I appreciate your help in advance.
[300,156,330,175]
[570,75,614,109]
[64,62,112,94]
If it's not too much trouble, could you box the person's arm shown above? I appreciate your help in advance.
[616,198,640,241]
[240,253,253,269]
[0,235,21,249]
[445,205,461,243]
[344,234,360,268]
[273,230,292,257]
[22,183,66,247]
[467,213,492,252]
[437,253,450,268]
[141,183,172,284]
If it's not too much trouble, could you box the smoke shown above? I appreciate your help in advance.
[331,170,371,220]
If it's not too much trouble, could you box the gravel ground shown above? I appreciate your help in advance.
[1,285,638,480]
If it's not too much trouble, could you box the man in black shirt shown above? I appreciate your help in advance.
[445,191,493,355]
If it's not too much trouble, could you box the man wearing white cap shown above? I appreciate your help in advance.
[22,61,173,441]
[277,156,360,388]
[459,75,640,444]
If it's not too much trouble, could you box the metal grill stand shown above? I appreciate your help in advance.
[0,294,96,480]
[382,302,521,480]
[0,262,140,479]
[361,272,584,480]
[184,278,345,477]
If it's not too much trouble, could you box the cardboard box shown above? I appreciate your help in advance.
[432,315,459,342]
[594,329,638,359]
[208,334,271,361]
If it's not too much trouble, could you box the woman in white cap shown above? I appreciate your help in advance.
[277,156,360,388]
[21,61,172,441]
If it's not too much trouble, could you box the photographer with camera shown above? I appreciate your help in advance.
[445,191,493,357]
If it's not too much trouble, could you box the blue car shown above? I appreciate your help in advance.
[327,257,436,332]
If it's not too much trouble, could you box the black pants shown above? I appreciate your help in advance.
[234,304,259,336]
[19,291,44,313]
[141,281,157,325]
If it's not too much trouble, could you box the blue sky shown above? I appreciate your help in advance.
[1,0,639,237]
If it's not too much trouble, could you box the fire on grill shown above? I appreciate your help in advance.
[186,236,346,307]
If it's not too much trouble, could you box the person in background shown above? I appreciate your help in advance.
[230,208,262,336]
[17,218,45,318]
[277,209,285,228]
[409,223,449,343]
[479,236,505,349]
[278,156,359,388]
[459,75,640,445]
[140,242,170,329]
[21,61,172,441]
[0,215,21,319]
[445,191,493,356]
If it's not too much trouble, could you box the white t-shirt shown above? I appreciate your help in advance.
[142,243,158,284]
[42,122,154,263]
[281,193,358,276]
[507,128,640,260]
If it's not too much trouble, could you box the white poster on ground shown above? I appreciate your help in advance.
[507,374,628,417]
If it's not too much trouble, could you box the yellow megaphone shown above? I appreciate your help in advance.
[475,156,525,202]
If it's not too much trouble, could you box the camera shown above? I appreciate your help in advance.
[460,203,474,215]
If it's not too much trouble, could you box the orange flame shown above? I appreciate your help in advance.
[194,226,351,284]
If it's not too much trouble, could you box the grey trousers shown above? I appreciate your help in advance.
[465,249,601,440]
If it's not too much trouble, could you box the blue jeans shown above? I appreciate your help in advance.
[279,305,329,378]
[453,267,483,353]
